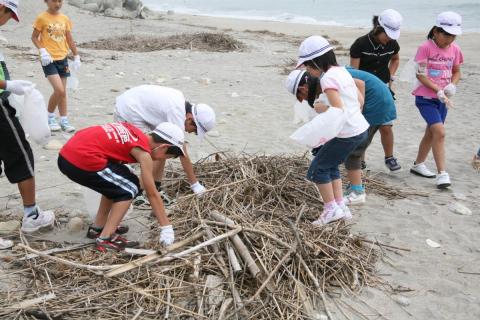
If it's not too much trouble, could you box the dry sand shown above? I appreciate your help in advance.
[1,0,479,319]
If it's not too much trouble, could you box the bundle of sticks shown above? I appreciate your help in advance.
[1,154,418,319]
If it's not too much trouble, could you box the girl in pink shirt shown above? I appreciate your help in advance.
[410,12,463,189]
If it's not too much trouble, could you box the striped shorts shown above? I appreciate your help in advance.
[0,94,35,183]
[57,155,140,202]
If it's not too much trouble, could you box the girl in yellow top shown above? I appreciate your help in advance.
[31,0,80,133]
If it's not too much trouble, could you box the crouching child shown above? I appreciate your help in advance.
[57,121,185,252]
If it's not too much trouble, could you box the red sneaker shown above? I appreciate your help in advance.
[95,237,125,252]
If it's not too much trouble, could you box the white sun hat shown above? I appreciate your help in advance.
[378,9,403,40]
[285,69,306,95]
[152,122,185,155]
[192,103,215,140]
[296,36,333,68]
[0,0,19,22]
[436,11,462,35]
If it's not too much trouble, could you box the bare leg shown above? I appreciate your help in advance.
[46,75,66,114]
[415,126,433,164]
[379,125,394,157]
[346,169,362,186]
[94,195,113,228]
[429,123,446,173]
[331,179,343,200]
[99,200,132,238]
[317,182,334,204]
[58,77,68,116]
[17,177,35,206]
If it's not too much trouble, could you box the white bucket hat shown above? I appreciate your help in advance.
[436,11,462,35]
[152,122,185,156]
[378,9,403,40]
[296,36,333,68]
[0,0,19,21]
[192,103,215,140]
[285,70,306,95]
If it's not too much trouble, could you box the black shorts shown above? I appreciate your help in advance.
[0,93,35,183]
[42,58,70,78]
[58,155,140,202]
[344,125,380,170]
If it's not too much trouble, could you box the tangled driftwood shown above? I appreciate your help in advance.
[0,154,421,319]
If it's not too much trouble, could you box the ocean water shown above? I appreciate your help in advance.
[143,0,480,32]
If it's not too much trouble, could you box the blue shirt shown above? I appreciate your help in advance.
[345,66,396,126]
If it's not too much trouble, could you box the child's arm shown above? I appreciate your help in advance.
[65,31,78,56]
[388,53,400,85]
[31,29,42,49]
[350,57,360,69]
[353,78,365,110]
[451,65,461,85]
[324,89,344,109]
[31,29,53,66]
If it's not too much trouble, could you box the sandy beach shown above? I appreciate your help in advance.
[1,0,479,319]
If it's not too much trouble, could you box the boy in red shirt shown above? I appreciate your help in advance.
[58,122,184,251]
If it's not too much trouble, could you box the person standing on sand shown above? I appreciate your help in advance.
[114,85,216,207]
[286,66,396,206]
[350,9,402,172]
[31,0,80,133]
[410,12,463,189]
[295,36,369,225]
[58,122,184,252]
[473,148,480,170]
[0,0,55,250]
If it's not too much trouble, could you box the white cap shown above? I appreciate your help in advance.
[0,0,19,21]
[436,11,462,35]
[296,36,333,68]
[285,70,306,96]
[378,9,402,40]
[152,122,185,155]
[192,103,215,140]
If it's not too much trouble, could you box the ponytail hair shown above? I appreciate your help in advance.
[372,15,380,27]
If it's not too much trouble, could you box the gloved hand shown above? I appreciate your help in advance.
[159,225,174,246]
[5,80,35,95]
[72,55,81,71]
[39,48,53,66]
[443,83,456,97]
[190,181,206,196]
[437,90,453,108]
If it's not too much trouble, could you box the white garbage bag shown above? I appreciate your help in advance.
[293,100,316,124]
[8,93,24,118]
[83,187,102,220]
[67,59,79,91]
[290,106,347,148]
[399,57,421,90]
[20,89,51,145]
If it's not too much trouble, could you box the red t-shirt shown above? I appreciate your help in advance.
[60,122,151,171]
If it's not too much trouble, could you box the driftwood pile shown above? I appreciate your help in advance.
[0,154,419,319]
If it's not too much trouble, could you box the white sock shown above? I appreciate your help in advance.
[48,112,56,118]
[24,205,38,218]
[60,116,68,122]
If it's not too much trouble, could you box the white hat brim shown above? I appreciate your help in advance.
[385,28,400,40]
[441,25,462,35]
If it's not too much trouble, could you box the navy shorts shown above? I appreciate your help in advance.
[307,130,368,184]
[0,93,35,183]
[58,155,140,202]
[42,58,70,78]
[415,96,447,126]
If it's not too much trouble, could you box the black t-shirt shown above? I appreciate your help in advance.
[350,32,400,83]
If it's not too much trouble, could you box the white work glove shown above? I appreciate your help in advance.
[190,181,206,196]
[436,90,453,108]
[72,55,81,71]
[443,83,456,97]
[159,225,174,246]
[5,80,35,95]
[39,48,53,66]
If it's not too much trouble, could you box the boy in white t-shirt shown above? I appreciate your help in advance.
[114,85,216,206]
[296,36,369,225]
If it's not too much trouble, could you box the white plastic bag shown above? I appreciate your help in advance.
[20,89,51,145]
[67,59,79,91]
[290,106,347,148]
[293,100,316,124]
[399,57,421,90]
[83,187,102,220]
[8,93,24,118]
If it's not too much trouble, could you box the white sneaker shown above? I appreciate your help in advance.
[21,207,55,233]
[60,118,76,133]
[410,162,436,178]
[312,205,345,226]
[436,171,451,189]
[337,202,352,220]
[0,238,13,250]
[48,117,61,132]
[345,190,366,205]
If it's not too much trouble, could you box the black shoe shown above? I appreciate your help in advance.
[87,225,129,239]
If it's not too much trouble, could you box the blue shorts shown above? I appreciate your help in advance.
[415,96,447,126]
[307,130,368,184]
[42,58,70,78]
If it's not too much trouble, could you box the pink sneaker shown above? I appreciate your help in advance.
[312,205,345,226]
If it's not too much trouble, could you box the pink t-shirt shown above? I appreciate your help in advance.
[412,40,464,98]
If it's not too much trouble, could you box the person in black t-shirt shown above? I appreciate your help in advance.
[350,9,403,172]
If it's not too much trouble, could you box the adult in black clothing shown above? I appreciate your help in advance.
[350,9,402,172]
